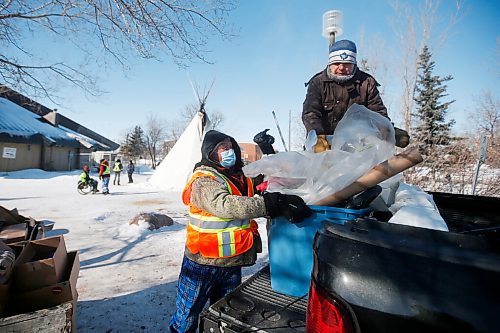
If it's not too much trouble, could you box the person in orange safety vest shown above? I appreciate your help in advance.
[169,130,312,333]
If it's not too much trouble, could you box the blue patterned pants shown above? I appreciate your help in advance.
[102,176,110,193]
[169,256,242,333]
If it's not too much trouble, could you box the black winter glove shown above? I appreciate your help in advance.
[253,129,276,155]
[394,127,410,148]
[263,192,312,223]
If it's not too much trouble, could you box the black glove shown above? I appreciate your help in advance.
[263,192,312,223]
[344,185,382,210]
[394,127,410,148]
[253,129,276,155]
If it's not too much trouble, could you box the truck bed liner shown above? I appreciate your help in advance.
[200,265,307,333]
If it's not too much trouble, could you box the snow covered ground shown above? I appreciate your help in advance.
[0,168,269,332]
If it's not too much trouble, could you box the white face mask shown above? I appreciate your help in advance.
[220,149,236,168]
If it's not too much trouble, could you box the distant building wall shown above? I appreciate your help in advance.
[239,143,263,163]
[0,142,42,171]
[41,146,79,171]
[0,141,97,172]
[76,151,94,170]
[1,86,120,172]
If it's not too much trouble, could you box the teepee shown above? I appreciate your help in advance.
[149,84,212,191]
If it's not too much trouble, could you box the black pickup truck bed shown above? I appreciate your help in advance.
[200,265,307,333]
[200,192,500,333]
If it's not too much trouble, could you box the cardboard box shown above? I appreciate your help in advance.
[0,301,75,332]
[12,251,79,314]
[5,241,27,254]
[0,223,26,244]
[0,283,9,318]
[12,236,68,293]
[0,206,25,226]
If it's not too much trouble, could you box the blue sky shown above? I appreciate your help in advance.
[33,0,499,147]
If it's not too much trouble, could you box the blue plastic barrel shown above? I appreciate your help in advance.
[268,205,370,297]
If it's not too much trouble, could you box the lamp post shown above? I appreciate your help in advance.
[322,10,343,48]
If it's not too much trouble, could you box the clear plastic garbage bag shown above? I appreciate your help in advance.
[243,104,396,204]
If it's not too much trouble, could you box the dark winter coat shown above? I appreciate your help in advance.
[302,68,389,135]
[127,163,135,175]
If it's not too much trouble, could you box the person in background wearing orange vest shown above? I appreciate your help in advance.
[98,158,111,195]
[169,130,312,333]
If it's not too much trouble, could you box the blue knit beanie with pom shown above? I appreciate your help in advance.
[329,40,357,65]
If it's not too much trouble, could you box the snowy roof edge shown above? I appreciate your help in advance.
[0,86,119,151]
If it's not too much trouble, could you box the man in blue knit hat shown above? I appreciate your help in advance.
[302,39,409,152]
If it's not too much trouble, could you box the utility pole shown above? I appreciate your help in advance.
[472,134,488,195]
[322,10,343,49]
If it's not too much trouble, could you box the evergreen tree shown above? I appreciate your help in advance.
[119,133,132,158]
[413,45,455,152]
[120,126,146,161]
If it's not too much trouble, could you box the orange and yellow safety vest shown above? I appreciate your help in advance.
[182,168,257,259]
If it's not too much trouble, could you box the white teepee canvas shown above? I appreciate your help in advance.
[149,111,210,191]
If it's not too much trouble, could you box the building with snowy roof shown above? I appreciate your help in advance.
[0,86,119,172]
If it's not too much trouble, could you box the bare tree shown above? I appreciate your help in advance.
[403,134,500,197]
[390,0,465,132]
[176,79,224,131]
[166,79,221,144]
[0,0,236,101]
[357,31,390,97]
[181,103,225,131]
[207,111,225,131]
[292,111,307,151]
[165,119,184,142]
[403,137,472,193]
[144,113,167,169]
[473,90,499,141]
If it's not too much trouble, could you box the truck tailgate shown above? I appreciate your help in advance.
[200,265,307,333]
[313,218,500,333]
